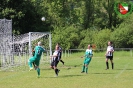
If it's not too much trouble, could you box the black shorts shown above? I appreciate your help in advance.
[51,60,59,67]
[106,56,113,60]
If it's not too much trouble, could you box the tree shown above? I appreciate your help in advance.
[93,29,112,49]
[52,26,80,49]
[111,14,133,48]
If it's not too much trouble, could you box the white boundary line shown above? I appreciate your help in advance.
[115,62,130,78]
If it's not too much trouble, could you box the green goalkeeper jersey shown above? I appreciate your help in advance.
[34,46,45,58]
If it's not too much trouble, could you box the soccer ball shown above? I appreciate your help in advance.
[41,17,45,21]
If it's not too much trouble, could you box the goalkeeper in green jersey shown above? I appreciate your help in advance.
[28,42,45,77]
[81,44,93,74]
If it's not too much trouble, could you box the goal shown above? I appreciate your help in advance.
[0,19,52,71]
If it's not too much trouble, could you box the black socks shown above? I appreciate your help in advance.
[112,63,114,69]
[106,62,109,69]
[106,62,114,69]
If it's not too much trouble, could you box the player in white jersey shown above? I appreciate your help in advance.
[50,45,60,77]
[56,43,64,65]
[105,41,114,70]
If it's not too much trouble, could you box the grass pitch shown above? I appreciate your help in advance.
[0,51,133,88]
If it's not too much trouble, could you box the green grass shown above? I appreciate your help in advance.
[0,51,133,88]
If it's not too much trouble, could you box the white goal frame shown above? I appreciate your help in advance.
[28,32,52,57]
[0,19,52,71]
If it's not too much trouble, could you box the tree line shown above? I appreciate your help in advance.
[0,0,133,49]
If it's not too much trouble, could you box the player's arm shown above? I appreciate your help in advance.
[50,52,58,57]
[89,54,93,58]
[111,48,114,53]
[105,51,108,56]
[51,54,57,57]
[89,51,93,58]
[81,55,85,58]
[81,53,86,58]
[32,48,35,56]
[42,47,46,53]
[107,49,114,54]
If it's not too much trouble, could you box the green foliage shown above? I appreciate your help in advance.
[0,0,52,34]
[52,26,80,49]
[78,29,98,49]
[111,14,133,48]
[0,0,133,49]
[94,29,112,49]
[79,29,112,49]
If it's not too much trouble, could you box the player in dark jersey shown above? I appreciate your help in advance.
[105,41,114,70]
[56,43,64,65]
[28,42,45,77]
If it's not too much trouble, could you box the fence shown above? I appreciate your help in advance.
[61,48,133,58]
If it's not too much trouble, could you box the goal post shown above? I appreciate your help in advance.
[0,18,52,71]
[0,19,13,70]
[28,32,52,57]
[13,32,52,65]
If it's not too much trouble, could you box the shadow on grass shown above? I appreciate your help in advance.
[41,74,84,79]
[41,64,82,71]
[91,72,115,74]
[41,68,51,70]
[59,74,84,77]
[115,69,133,70]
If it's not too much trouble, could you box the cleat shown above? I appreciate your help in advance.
[62,62,64,65]
[56,70,60,76]
[37,75,40,78]
[105,67,109,70]
[81,71,85,73]
[55,74,58,77]
[58,70,60,73]
[29,67,33,71]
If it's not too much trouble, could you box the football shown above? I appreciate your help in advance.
[41,17,45,21]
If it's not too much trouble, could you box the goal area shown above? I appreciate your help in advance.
[0,19,52,71]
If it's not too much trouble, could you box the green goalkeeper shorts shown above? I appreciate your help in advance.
[29,56,41,66]
[84,58,91,65]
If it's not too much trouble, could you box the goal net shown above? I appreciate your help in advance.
[0,19,52,71]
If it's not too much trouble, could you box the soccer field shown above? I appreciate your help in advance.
[0,51,133,88]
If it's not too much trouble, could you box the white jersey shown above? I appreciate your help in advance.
[51,50,60,61]
[106,46,114,56]
[53,51,58,56]
[86,49,93,55]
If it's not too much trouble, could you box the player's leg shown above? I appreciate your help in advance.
[106,56,109,70]
[81,59,86,73]
[32,62,36,70]
[85,64,88,74]
[81,64,85,73]
[60,59,64,65]
[59,53,64,65]
[50,61,54,69]
[50,57,54,69]
[53,61,60,77]
[35,59,40,77]
[110,57,114,69]
[28,57,35,70]
[85,58,91,74]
